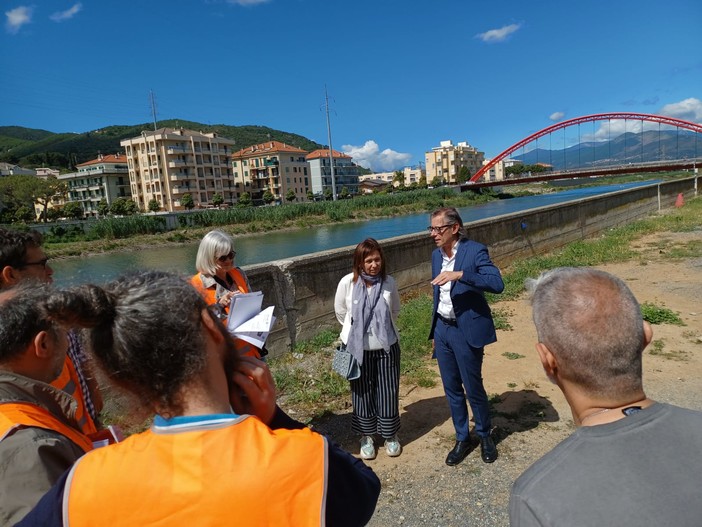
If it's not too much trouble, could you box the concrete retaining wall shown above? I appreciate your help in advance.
[245,177,699,357]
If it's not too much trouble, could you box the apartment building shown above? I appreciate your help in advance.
[59,154,132,217]
[425,140,485,184]
[358,166,425,187]
[232,141,309,203]
[306,149,360,198]
[120,128,236,212]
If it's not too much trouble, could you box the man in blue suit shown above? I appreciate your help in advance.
[428,207,504,465]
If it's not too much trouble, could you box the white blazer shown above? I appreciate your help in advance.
[334,273,401,345]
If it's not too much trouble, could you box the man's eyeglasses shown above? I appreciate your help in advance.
[217,251,236,262]
[21,257,50,269]
[427,224,453,234]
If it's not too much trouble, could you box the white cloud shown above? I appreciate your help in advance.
[341,140,412,172]
[549,111,565,122]
[50,3,83,22]
[226,0,270,5]
[659,97,702,123]
[475,23,521,43]
[5,6,32,34]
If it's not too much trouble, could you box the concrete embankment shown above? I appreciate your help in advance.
[245,177,699,357]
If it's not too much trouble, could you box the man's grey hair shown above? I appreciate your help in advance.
[527,267,644,397]
[430,207,468,240]
[195,230,235,276]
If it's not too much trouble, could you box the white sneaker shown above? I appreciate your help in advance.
[360,436,376,460]
[384,435,402,457]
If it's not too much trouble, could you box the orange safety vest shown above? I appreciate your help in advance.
[64,415,327,526]
[0,402,93,453]
[191,269,261,359]
[51,356,98,436]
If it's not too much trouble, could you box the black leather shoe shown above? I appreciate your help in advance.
[480,435,498,463]
[445,440,472,466]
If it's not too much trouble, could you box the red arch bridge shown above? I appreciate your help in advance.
[467,113,702,187]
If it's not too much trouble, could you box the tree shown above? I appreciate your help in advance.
[33,176,67,223]
[339,186,350,199]
[0,175,66,223]
[63,201,85,220]
[285,189,296,203]
[456,166,470,184]
[431,176,443,187]
[323,187,333,201]
[180,193,195,210]
[263,190,275,205]
[392,170,405,188]
[419,174,428,188]
[47,206,63,222]
[148,198,161,213]
[306,190,314,201]
[97,198,110,217]
[237,192,252,208]
[124,200,139,215]
[109,197,129,216]
[211,193,224,208]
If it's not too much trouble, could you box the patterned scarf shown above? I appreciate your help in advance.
[347,273,393,365]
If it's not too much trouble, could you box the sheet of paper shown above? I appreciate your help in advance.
[226,291,263,333]
[232,306,276,348]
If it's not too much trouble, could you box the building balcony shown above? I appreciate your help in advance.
[166,146,188,154]
[170,174,192,181]
[168,160,186,168]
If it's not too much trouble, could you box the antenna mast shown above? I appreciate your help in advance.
[150,90,158,131]
[324,85,337,201]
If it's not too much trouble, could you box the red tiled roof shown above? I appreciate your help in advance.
[306,149,350,160]
[232,141,308,158]
[76,154,127,167]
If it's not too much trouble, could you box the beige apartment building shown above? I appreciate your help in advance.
[59,154,131,217]
[232,141,309,203]
[425,140,485,184]
[120,128,236,212]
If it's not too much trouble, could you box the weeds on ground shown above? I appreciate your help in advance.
[640,302,686,326]
[502,352,525,360]
[648,339,689,361]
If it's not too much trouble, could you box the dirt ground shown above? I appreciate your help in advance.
[312,231,702,526]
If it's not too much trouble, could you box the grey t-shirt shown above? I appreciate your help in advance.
[510,402,702,527]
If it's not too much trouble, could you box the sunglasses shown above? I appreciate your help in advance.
[217,251,236,262]
[21,257,50,269]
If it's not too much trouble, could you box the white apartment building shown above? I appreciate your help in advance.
[232,141,309,203]
[425,140,485,184]
[480,158,520,182]
[358,166,425,187]
[120,128,236,212]
[306,149,360,197]
[59,154,131,217]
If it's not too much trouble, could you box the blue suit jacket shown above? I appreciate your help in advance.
[429,239,504,349]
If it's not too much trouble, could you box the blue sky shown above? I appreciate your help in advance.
[2,0,701,171]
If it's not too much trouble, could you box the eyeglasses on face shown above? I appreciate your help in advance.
[427,224,453,234]
[217,251,236,262]
[21,257,50,269]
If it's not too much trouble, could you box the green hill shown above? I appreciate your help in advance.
[0,120,326,170]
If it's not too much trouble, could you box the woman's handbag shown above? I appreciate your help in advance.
[332,344,361,380]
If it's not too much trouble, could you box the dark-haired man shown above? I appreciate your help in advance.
[0,283,93,524]
[510,267,702,526]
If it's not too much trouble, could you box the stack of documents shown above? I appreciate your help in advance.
[226,291,276,348]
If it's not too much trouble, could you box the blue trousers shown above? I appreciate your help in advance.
[434,319,491,440]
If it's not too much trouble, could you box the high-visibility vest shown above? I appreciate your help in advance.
[51,356,98,436]
[191,269,261,359]
[0,401,93,453]
[64,415,327,526]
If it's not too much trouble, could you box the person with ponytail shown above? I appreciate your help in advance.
[20,270,380,527]
[334,238,402,460]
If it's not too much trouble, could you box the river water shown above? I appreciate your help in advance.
[51,180,659,287]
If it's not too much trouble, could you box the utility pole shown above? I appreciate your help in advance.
[324,85,337,201]
[150,90,158,131]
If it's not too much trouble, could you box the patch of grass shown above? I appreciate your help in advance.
[507,382,517,389]
[648,339,689,361]
[640,302,686,326]
[523,380,540,390]
[492,307,513,331]
[502,352,525,360]
[397,293,438,388]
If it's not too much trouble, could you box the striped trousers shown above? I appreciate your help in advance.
[350,342,401,439]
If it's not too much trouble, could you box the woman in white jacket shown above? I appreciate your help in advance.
[334,238,402,460]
